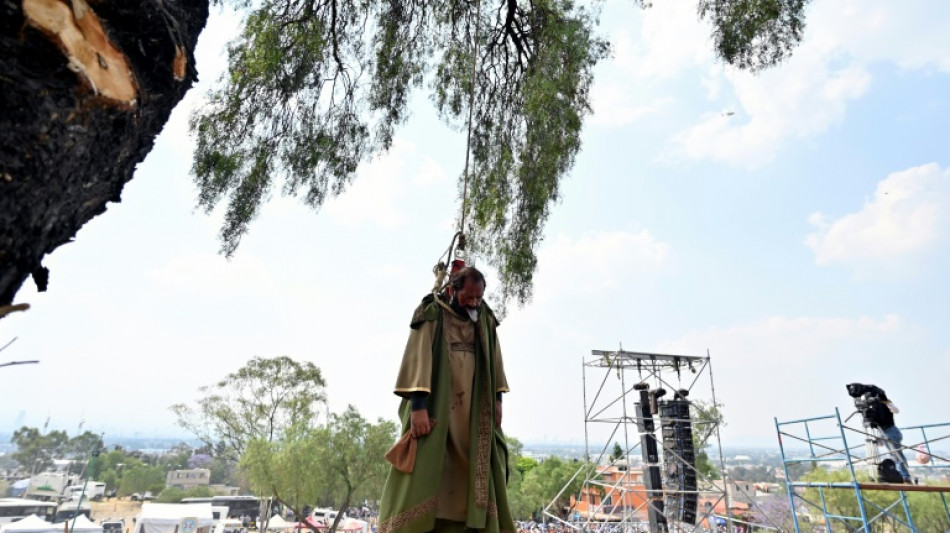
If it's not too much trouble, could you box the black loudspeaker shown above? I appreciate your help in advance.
[644,465,662,496]
[635,389,655,433]
[659,398,698,525]
[636,387,666,532]
[640,434,659,464]
[648,500,668,532]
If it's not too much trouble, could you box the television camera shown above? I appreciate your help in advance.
[846,382,889,429]
[846,383,910,483]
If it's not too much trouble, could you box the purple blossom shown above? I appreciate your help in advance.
[189,454,213,468]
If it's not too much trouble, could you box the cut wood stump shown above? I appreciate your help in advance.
[0,0,209,306]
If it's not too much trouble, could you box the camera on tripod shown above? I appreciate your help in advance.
[846,383,888,428]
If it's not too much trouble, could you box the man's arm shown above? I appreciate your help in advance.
[394,317,436,398]
[410,392,433,437]
[396,297,439,437]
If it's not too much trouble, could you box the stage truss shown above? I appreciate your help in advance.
[541,348,783,533]
[776,410,950,532]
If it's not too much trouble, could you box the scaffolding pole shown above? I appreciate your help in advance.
[543,348,780,533]
[776,410,950,532]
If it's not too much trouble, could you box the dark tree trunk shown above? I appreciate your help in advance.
[0,0,209,306]
[329,490,351,533]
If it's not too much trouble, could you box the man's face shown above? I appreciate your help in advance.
[456,278,485,310]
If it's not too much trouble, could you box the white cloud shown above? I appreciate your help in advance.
[826,1,950,73]
[590,85,673,127]
[412,158,448,185]
[645,0,950,166]
[147,253,275,295]
[616,1,714,82]
[670,37,871,167]
[531,229,671,301]
[323,140,448,228]
[805,163,950,270]
[656,314,905,441]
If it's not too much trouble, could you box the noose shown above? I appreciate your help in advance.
[432,0,482,295]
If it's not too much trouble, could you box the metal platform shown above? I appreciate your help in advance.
[776,409,950,532]
[790,481,950,493]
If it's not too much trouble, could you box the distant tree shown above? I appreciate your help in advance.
[691,401,725,481]
[729,465,777,483]
[91,448,161,493]
[504,436,535,519]
[189,0,810,307]
[209,455,237,485]
[66,431,104,463]
[159,442,195,471]
[118,464,166,496]
[10,426,68,474]
[799,468,950,532]
[749,493,796,531]
[95,449,132,491]
[908,490,950,532]
[156,487,187,503]
[242,429,321,533]
[505,467,531,520]
[785,460,814,480]
[518,457,587,519]
[516,457,539,475]
[171,356,327,459]
[157,485,216,503]
[242,406,397,533]
[609,442,624,463]
[188,454,213,469]
[319,407,398,532]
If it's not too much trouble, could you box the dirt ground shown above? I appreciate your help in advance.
[90,500,142,531]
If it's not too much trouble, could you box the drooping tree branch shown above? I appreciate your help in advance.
[188,0,808,309]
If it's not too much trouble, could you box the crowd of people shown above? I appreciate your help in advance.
[514,521,752,533]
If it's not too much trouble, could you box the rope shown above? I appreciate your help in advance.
[431,0,481,292]
[458,0,482,237]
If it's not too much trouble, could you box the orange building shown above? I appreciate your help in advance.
[570,466,651,520]
[569,465,751,527]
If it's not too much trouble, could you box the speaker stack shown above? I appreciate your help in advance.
[634,384,666,532]
[659,392,698,525]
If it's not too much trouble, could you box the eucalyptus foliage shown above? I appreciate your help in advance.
[171,355,327,459]
[698,0,809,71]
[241,407,398,533]
[192,0,809,305]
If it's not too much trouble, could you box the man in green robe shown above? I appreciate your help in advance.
[379,267,515,533]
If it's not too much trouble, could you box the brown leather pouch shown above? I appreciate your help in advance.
[385,419,436,474]
[385,431,417,473]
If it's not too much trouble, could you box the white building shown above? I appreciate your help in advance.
[165,469,211,489]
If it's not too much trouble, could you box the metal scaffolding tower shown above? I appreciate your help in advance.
[541,348,781,533]
[776,410,950,532]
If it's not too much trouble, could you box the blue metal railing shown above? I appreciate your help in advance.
[774,409,950,532]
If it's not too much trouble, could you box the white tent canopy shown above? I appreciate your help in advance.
[55,514,103,533]
[0,515,59,533]
[134,503,216,533]
[263,516,294,531]
[339,519,367,533]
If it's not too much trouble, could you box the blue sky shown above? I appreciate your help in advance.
[1,0,949,448]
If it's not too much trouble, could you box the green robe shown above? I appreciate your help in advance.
[379,294,515,533]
